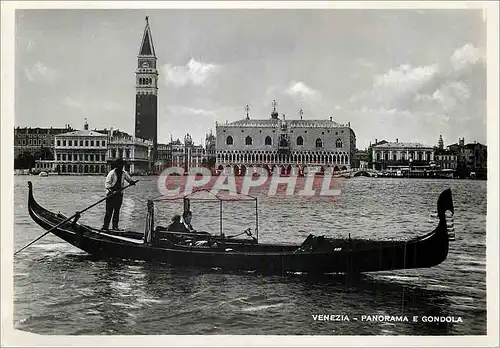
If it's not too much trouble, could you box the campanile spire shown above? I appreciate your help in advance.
[135,16,158,162]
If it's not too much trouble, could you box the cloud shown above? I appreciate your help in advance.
[348,43,483,115]
[356,57,375,69]
[450,43,482,71]
[169,105,216,117]
[62,96,124,112]
[103,101,122,111]
[63,96,82,108]
[372,64,439,104]
[266,81,321,104]
[23,61,57,83]
[163,58,220,87]
[285,81,319,100]
[345,43,485,144]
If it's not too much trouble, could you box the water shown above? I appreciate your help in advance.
[12,175,486,335]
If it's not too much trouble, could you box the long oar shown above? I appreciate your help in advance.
[14,180,139,256]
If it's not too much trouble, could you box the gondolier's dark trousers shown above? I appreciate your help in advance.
[102,191,123,230]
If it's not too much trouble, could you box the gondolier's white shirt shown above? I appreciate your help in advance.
[105,168,133,192]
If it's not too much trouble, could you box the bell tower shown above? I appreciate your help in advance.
[135,16,158,160]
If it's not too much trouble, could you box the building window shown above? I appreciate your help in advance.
[62,154,66,161]
[226,136,233,145]
[393,154,397,161]
[265,136,272,145]
[384,153,389,161]
[101,154,105,161]
[62,140,66,146]
[80,140,83,146]
[102,140,106,147]
[315,138,323,148]
[85,154,89,161]
[296,136,304,146]
[29,139,32,145]
[90,154,94,161]
[57,154,61,161]
[245,136,253,145]
[79,154,83,161]
[85,140,89,146]
[376,152,381,161]
[68,140,72,146]
[336,139,343,148]
[68,154,72,161]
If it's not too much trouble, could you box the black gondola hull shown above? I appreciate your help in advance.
[25,182,453,274]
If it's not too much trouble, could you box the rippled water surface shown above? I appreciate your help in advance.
[13,176,487,335]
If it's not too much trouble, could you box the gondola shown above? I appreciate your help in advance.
[25,181,455,274]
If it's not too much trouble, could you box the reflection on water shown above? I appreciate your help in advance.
[13,176,486,335]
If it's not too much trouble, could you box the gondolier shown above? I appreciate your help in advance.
[102,158,136,231]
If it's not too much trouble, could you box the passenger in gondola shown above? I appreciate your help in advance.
[182,211,211,236]
[166,215,186,232]
[182,211,196,232]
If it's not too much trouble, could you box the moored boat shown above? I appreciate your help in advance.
[25,181,455,275]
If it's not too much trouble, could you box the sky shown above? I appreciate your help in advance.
[15,8,487,149]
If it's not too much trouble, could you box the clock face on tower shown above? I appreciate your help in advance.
[142,61,150,68]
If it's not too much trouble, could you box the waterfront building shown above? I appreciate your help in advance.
[434,153,458,170]
[352,150,369,169]
[463,142,487,172]
[154,134,210,173]
[135,16,158,160]
[370,140,435,172]
[215,102,356,175]
[445,137,487,178]
[35,121,108,174]
[14,125,73,159]
[434,134,457,170]
[107,130,153,175]
[205,130,217,167]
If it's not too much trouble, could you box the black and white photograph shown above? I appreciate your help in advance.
[1,1,498,346]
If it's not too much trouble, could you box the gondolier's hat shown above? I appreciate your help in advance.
[115,158,125,167]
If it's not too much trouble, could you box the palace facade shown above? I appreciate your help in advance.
[215,103,356,175]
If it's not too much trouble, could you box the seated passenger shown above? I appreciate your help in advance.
[182,211,196,232]
[166,215,187,232]
[182,211,211,236]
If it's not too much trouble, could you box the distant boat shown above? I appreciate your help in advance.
[38,171,48,177]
